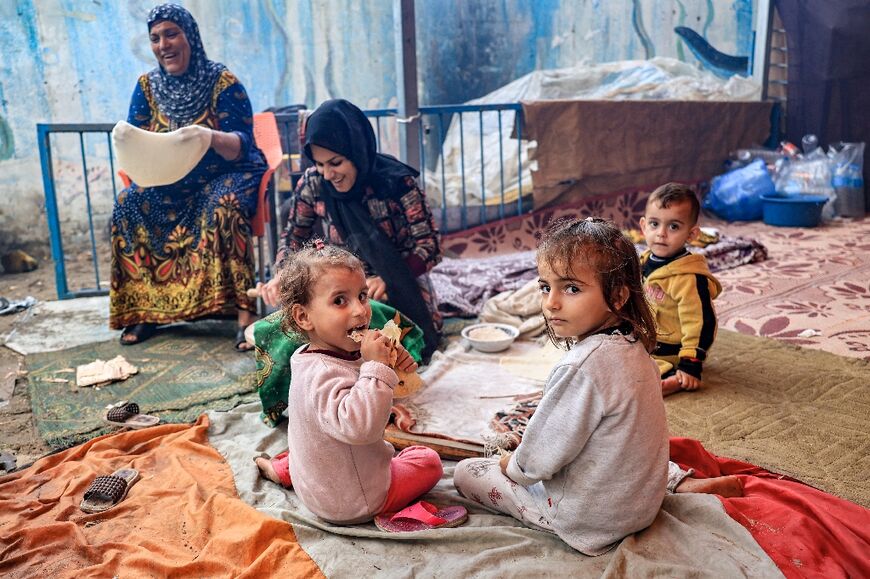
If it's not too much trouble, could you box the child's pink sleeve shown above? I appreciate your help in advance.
[315,361,398,445]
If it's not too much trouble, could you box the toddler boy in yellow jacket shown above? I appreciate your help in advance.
[639,183,722,396]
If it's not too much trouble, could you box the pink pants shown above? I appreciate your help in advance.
[380,445,443,514]
[271,445,442,514]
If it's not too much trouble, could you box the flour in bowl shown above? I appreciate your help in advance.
[468,326,509,342]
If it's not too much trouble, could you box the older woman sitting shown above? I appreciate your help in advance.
[109,3,266,349]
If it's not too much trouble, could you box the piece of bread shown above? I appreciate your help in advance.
[112,121,212,187]
[379,320,424,398]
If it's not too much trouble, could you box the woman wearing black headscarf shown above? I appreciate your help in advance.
[109,4,266,349]
[260,99,442,359]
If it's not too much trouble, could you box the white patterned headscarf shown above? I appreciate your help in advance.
[146,4,227,128]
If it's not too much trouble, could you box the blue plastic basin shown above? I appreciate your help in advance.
[761,194,828,227]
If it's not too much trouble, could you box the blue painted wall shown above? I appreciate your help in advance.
[0,0,755,252]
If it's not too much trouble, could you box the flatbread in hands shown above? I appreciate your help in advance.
[350,320,424,398]
[381,320,424,398]
[112,121,212,187]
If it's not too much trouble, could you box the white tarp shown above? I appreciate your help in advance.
[427,57,761,207]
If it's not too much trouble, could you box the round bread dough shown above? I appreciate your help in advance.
[112,121,212,187]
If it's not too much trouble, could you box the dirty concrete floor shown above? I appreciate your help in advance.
[0,249,106,471]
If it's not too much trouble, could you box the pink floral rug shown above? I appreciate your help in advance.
[707,216,870,359]
[441,189,870,359]
[442,189,651,257]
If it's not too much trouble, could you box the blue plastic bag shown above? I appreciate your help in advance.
[703,159,775,221]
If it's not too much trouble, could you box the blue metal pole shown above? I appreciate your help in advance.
[478,110,486,225]
[438,114,447,232]
[79,133,102,291]
[497,110,505,220]
[36,124,70,299]
[516,108,524,215]
[107,132,119,202]
[458,113,467,231]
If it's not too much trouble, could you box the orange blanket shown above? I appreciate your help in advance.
[0,417,322,578]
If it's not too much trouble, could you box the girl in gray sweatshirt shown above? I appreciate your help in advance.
[454,217,669,555]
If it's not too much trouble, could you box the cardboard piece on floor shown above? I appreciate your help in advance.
[76,355,138,387]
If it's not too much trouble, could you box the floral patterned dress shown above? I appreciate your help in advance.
[109,71,266,329]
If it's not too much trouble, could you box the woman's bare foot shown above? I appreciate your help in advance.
[254,455,282,485]
[662,375,684,396]
[675,475,744,498]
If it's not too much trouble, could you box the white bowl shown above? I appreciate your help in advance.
[461,323,520,353]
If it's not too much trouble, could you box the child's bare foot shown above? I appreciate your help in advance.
[254,455,283,485]
[662,375,684,396]
[675,475,744,498]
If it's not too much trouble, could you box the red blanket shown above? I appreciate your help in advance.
[671,437,870,578]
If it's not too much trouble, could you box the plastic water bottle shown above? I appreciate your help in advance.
[801,134,819,156]
[833,163,866,217]
[723,149,753,172]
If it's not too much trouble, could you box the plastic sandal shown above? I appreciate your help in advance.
[374,500,468,533]
[235,326,254,352]
[103,401,160,429]
[80,468,140,513]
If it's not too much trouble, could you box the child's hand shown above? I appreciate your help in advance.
[360,330,393,366]
[393,344,418,373]
[675,370,701,391]
[499,451,512,476]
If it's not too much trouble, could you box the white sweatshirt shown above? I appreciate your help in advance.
[506,332,669,555]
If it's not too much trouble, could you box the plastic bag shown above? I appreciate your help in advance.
[704,159,775,221]
[774,156,834,196]
[774,155,836,219]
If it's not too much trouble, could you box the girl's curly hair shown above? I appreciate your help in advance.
[277,240,364,338]
[537,217,657,352]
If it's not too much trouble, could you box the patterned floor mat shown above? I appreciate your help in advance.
[709,216,870,359]
[26,321,257,449]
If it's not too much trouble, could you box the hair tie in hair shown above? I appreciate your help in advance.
[313,239,326,251]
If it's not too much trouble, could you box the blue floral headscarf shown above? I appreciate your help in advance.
[146,3,227,128]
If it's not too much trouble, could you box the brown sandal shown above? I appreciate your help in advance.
[103,401,160,429]
[80,468,140,513]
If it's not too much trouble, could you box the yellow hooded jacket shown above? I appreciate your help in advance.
[640,250,722,363]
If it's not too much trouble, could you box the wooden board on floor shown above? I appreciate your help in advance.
[384,425,485,461]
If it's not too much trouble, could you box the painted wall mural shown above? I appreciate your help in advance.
[0,114,14,161]
[0,0,756,253]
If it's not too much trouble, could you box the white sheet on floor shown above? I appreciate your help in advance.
[401,339,545,445]
[208,402,783,578]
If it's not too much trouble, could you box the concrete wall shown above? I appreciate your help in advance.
[0,0,755,254]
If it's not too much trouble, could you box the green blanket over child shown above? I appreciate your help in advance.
[254,300,426,427]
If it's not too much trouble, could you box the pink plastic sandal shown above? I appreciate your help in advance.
[374,500,468,533]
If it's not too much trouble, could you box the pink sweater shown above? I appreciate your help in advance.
[286,346,398,524]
